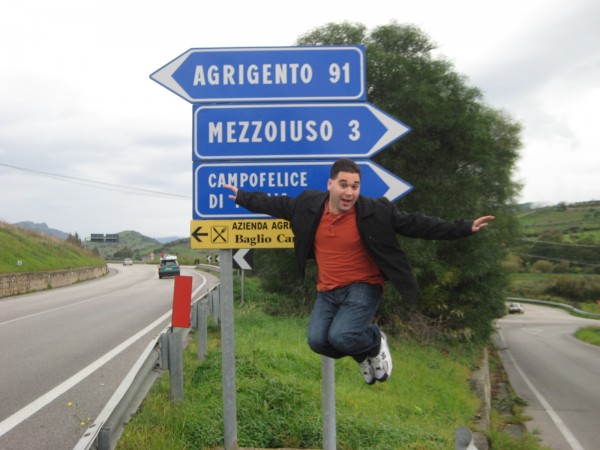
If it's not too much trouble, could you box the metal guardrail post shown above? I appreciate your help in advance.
[97,428,111,450]
[197,299,209,361]
[210,288,221,327]
[168,329,184,402]
[191,301,198,330]
[207,289,213,314]
[160,332,169,370]
[214,286,221,327]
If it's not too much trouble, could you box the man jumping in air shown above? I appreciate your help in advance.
[223,159,494,384]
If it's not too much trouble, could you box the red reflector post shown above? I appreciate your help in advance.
[172,275,193,328]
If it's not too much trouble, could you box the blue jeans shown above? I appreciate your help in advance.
[307,283,382,363]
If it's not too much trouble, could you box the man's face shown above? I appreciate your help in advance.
[327,171,360,215]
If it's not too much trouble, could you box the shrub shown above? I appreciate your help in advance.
[545,276,600,302]
[531,260,554,273]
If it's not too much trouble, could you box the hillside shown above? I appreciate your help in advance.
[0,222,105,273]
[514,200,600,272]
[517,200,600,240]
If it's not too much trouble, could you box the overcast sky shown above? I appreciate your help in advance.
[1,0,598,240]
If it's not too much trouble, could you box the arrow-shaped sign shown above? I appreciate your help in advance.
[233,249,253,270]
[191,226,209,242]
[193,160,412,219]
[150,46,366,103]
[193,103,411,160]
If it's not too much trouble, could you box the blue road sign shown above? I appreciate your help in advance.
[193,160,413,219]
[193,103,411,160]
[150,46,366,103]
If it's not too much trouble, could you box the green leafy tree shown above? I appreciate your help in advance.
[113,246,134,259]
[257,22,522,341]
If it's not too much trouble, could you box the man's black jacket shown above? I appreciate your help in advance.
[235,189,474,303]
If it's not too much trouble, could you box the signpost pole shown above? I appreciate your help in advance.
[321,356,336,450]
[219,249,238,450]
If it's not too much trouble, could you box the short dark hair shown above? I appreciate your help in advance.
[330,158,361,179]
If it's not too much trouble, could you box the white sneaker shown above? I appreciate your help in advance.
[371,332,393,382]
[359,358,376,385]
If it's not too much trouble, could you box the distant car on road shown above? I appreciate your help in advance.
[123,258,133,266]
[508,302,525,314]
[158,255,180,279]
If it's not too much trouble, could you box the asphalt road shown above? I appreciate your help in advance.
[0,263,218,450]
[495,303,600,450]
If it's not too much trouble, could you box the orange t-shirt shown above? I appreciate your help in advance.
[314,203,385,291]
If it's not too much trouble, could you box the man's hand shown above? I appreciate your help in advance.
[223,184,238,201]
[471,215,495,232]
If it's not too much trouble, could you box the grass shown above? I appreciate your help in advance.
[119,309,477,449]
[575,327,600,346]
[0,222,104,273]
[117,276,548,450]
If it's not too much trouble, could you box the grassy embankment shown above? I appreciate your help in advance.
[0,221,105,273]
[117,275,546,450]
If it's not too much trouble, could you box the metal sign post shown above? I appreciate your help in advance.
[219,249,237,450]
[321,357,336,450]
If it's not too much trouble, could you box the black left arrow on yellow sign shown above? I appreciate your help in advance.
[191,226,209,243]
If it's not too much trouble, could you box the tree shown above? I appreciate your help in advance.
[66,232,83,248]
[113,246,134,259]
[257,22,522,341]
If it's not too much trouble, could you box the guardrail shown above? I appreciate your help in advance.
[73,284,221,450]
[507,297,600,318]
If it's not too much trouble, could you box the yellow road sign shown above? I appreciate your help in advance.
[190,219,294,249]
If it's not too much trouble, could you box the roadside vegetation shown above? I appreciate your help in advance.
[118,275,546,450]
[575,327,600,346]
[0,221,104,273]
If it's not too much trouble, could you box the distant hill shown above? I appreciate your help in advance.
[155,236,183,244]
[14,221,69,240]
[84,230,163,260]
[12,222,182,244]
